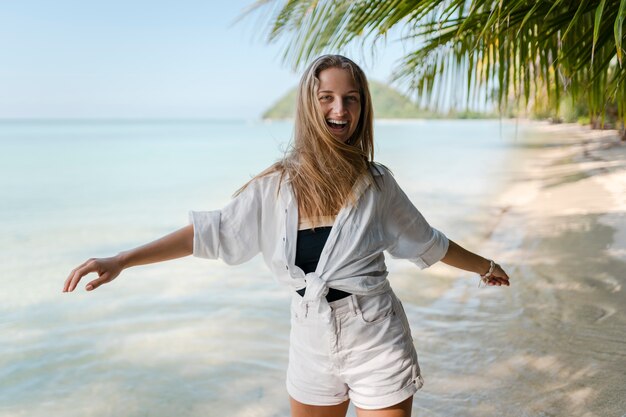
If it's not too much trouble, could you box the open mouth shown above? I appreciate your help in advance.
[326,118,349,134]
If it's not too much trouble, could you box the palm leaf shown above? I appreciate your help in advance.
[244,0,626,130]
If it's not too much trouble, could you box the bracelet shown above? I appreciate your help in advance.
[481,259,495,278]
[479,259,495,287]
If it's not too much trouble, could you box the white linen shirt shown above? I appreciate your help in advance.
[189,162,449,322]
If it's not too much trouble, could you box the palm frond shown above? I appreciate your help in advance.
[244,0,626,130]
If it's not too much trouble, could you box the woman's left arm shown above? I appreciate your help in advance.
[440,239,510,286]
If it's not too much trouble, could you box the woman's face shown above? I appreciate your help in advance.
[317,67,361,143]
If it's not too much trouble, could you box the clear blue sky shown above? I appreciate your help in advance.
[0,1,409,120]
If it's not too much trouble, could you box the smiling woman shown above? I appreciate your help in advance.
[317,67,362,143]
[269,54,377,229]
[62,54,510,417]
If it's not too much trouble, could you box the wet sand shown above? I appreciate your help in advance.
[410,122,626,416]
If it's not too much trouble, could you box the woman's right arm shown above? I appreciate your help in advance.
[62,224,194,293]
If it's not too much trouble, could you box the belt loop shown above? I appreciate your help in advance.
[350,294,359,316]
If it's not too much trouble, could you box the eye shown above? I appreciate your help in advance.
[346,95,359,102]
[318,95,332,101]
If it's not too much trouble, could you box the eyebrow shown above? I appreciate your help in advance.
[318,90,359,94]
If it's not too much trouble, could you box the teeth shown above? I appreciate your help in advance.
[327,119,348,125]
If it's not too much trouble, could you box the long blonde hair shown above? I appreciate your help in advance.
[237,54,380,228]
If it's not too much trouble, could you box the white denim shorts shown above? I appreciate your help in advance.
[286,287,424,410]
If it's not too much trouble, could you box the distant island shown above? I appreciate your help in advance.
[262,80,495,120]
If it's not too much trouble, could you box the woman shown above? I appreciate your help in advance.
[63,55,510,417]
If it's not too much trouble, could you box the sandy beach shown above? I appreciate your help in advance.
[434,121,626,416]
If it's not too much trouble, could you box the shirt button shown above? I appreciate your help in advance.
[285,265,289,270]
[283,237,286,241]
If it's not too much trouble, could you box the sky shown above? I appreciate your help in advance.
[0,1,410,120]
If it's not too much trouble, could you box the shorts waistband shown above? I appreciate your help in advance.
[292,288,395,320]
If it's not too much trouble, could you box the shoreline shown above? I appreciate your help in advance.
[460,121,626,416]
[490,121,625,257]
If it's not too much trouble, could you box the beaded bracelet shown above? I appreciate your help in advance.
[478,259,495,287]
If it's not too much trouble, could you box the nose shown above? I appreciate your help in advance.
[331,99,347,116]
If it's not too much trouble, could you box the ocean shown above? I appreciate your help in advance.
[0,119,527,416]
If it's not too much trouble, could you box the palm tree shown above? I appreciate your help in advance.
[242,0,626,139]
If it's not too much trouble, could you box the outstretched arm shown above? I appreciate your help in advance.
[62,224,194,293]
[440,239,510,286]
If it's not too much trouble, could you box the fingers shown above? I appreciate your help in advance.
[496,264,511,286]
[486,277,509,286]
[485,268,510,286]
[86,272,111,291]
[63,258,99,293]
[480,262,510,287]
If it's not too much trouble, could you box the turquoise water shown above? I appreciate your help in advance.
[0,119,525,416]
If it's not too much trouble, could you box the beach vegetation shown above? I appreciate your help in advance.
[262,80,498,119]
[243,0,626,139]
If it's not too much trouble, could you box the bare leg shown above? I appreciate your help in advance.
[355,395,413,417]
[289,395,351,417]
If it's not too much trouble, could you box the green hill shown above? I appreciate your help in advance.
[262,80,433,119]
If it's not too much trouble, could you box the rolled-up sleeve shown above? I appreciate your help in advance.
[188,180,262,265]
[382,172,449,269]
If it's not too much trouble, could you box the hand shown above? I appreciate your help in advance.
[481,263,510,287]
[62,256,124,292]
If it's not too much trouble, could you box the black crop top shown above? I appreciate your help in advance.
[295,226,352,302]
[294,226,333,273]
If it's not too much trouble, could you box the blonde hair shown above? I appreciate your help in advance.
[236,54,380,229]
